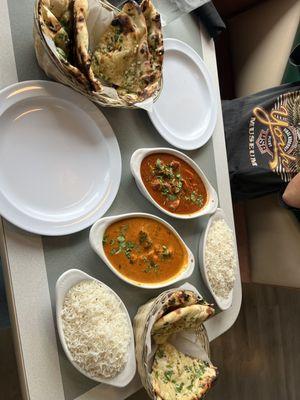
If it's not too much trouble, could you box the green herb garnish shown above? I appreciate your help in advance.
[175,383,184,393]
[161,245,171,259]
[143,260,159,273]
[155,158,163,170]
[109,227,136,261]
[167,194,177,201]
[102,235,108,245]
[163,370,173,383]
[156,348,165,358]
[194,365,205,378]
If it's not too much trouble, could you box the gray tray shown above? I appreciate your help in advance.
[4,2,240,400]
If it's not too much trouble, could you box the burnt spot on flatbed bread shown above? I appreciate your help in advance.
[123,0,142,15]
[111,15,135,34]
[142,73,156,84]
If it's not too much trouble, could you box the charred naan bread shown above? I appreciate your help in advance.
[60,59,90,86]
[42,0,70,19]
[152,304,215,344]
[91,0,163,103]
[38,0,90,88]
[39,0,72,55]
[91,2,149,94]
[151,343,217,400]
[141,0,163,83]
[115,1,156,103]
[157,290,201,320]
[74,0,89,68]
[39,3,62,39]
[73,0,102,91]
[53,26,70,55]
[38,0,163,104]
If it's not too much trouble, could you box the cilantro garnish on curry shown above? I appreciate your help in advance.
[140,153,207,214]
[102,217,188,284]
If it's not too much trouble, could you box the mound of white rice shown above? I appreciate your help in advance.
[205,219,236,299]
[61,280,131,378]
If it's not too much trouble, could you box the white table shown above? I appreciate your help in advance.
[0,1,242,399]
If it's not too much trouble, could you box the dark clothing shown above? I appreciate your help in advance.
[223,82,300,202]
[194,2,226,39]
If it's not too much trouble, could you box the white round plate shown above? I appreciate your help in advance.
[148,38,217,150]
[0,81,121,236]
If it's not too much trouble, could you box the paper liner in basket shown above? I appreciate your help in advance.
[33,0,162,110]
[133,283,213,399]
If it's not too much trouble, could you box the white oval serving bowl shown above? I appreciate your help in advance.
[55,268,136,387]
[89,212,195,289]
[130,147,218,219]
[198,208,235,310]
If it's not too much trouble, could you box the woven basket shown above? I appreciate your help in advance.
[33,0,162,108]
[133,288,211,399]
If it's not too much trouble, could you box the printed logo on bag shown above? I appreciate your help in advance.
[248,91,300,181]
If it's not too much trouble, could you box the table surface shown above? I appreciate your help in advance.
[0,1,242,399]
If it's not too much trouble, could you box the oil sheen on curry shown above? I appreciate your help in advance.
[140,153,207,214]
[103,217,188,284]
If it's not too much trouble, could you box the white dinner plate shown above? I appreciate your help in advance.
[0,81,121,236]
[148,38,217,150]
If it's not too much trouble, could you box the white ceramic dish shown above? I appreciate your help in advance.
[0,80,121,235]
[89,212,195,289]
[198,208,234,310]
[130,147,218,219]
[147,38,217,150]
[55,269,136,387]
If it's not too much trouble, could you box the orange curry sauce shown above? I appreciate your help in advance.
[141,153,207,214]
[103,217,188,284]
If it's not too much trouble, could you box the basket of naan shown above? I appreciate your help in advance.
[33,0,163,108]
[134,285,218,400]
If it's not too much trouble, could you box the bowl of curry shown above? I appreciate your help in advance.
[89,213,195,289]
[130,148,218,219]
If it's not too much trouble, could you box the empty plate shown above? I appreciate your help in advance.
[0,81,121,235]
[148,38,217,150]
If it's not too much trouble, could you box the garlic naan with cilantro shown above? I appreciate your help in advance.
[151,343,217,400]
[91,0,163,103]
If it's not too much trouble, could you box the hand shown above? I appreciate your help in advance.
[282,172,300,208]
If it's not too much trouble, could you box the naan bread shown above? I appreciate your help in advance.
[73,0,102,91]
[115,1,156,103]
[141,0,164,92]
[74,0,89,67]
[38,0,89,88]
[60,59,90,87]
[91,2,149,89]
[151,343,217,400]
[60,7,73,34]
[152,304,214,344]
[53,26,70,55]
[158,290,201,320]
[39,3,62,39]
[42,0,70,19]
[91,0,163,103]
[38,0,163,105]
[91,10,133,89]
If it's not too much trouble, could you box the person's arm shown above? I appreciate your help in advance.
[282,172,300,208]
